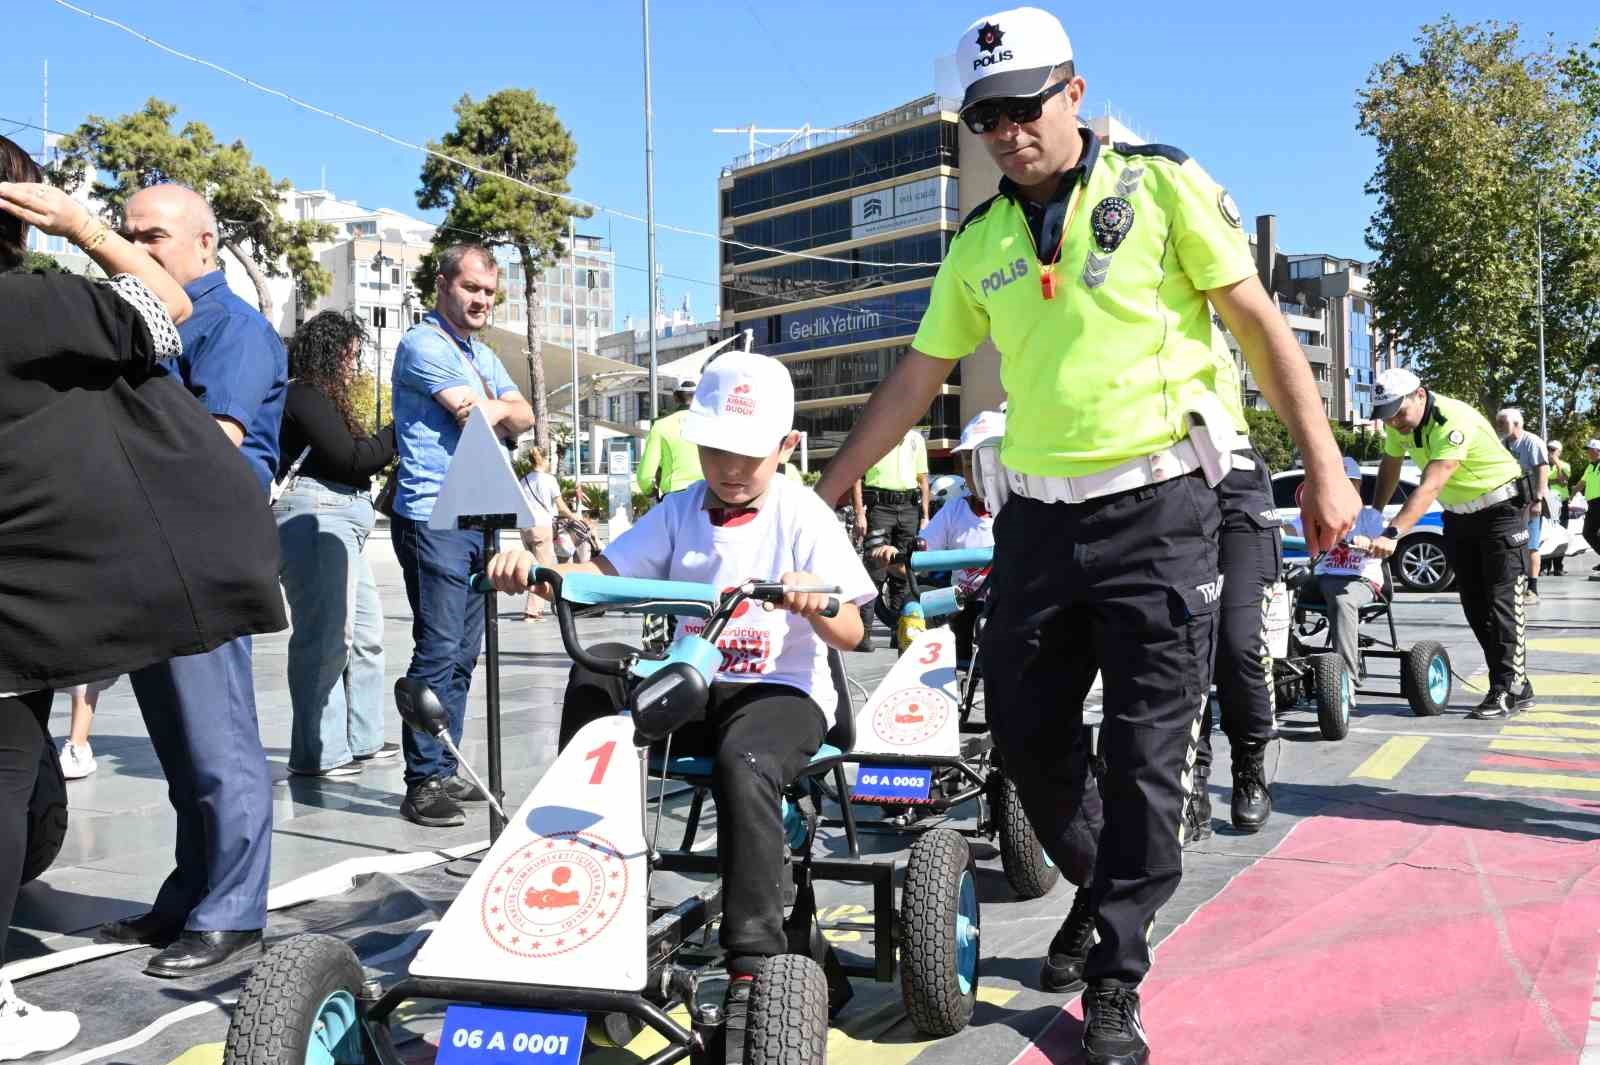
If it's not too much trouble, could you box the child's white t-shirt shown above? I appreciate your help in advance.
[919,497,995,595]
[1295,507,1387,586]
[601,476,876,701]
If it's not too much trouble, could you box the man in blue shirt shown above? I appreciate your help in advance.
[391,243,534,826]
[97,183,285,977]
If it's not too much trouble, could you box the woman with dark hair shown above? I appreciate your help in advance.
[274,310,398,777]
[0,140,284,1057]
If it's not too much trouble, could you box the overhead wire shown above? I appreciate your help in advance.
[44,0,948,270]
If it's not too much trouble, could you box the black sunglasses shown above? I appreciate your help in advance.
[962,79,1069,135]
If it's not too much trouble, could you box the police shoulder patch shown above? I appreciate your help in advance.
[1447,429,1465,446]
[1218,189,1242,228]
[1113,142,1190,165]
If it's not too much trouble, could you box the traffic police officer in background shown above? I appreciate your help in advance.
[1582,440,1600,570]
[635,376,704,499]
[1370,368,1534,719]
[815,8,1357,1062]
[853,427,930,645]
[1547,439,1570,575]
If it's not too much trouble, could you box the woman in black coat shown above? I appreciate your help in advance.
[0,137,285,1058]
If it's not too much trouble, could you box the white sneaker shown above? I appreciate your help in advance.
[0,979,79,1061]
[58,741,96,780]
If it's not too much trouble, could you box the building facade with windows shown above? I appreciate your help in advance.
[494,234,615,351]
[718,95,966,458]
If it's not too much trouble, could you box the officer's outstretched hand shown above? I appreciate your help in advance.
[1298,467,1362,555]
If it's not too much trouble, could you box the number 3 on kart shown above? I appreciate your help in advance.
[919,641,941,665]
[584,741,615,785]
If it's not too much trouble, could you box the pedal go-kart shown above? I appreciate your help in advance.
[1273,535,1452,740]
[224,570,980,1065]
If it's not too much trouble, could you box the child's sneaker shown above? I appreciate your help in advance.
[59,741,96,780]
[0,979,79,1061]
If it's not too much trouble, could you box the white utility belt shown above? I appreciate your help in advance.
[1003,437,1255,507]
[1441,479,1520,516]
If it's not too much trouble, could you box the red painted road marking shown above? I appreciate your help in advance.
[1012,807,1600,1065]
[1484,754,1600,774]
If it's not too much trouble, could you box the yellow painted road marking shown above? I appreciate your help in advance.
[1490,738,1600,754]
[1524,675,1600,697]
[1501,725,1600,740]
[1466,769,1600,793]
[1350,737,1429,780]
[828,987,1019,1065]
[1532,704,1600,715]
[162,1044,222,1065]
[1520,712,1600,725]
[1528,638,1600,655]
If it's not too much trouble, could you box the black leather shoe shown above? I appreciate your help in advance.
[97,910,185,947]
[144,930,263,978]
[1040,885,1096,993]
[402,777,465,827]
[1082,980,1150,1065]
[1230,742,1273,833]
[441,774,487,803]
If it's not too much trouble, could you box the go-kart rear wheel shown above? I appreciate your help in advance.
[23,732,68,885]
[744,953,828,1065]
[995,776,1058,900]
[1312,654,1351,741]
[899,828,978,1037]
[1401,641,1451,717]
[224,934,366,1065]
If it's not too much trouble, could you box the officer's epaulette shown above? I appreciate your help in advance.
[1112,142,1190,165]
[957,193,1003,236]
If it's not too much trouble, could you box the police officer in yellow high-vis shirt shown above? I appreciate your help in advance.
[635,377,704,499]
[1369,368,1536,719]
[815,9,1357,1063]
[853,428,930,642]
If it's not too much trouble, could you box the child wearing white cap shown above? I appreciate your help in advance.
[485,352,876,1047]
[1290,457,1388,689]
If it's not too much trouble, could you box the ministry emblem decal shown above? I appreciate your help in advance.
[483,831,628,958]
[872,686,953,747]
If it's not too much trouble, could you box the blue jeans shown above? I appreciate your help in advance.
[130,637,271,930]
[391,514,489,786]
[275,479,386,772]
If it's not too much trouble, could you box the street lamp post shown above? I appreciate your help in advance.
[370,237,394,430]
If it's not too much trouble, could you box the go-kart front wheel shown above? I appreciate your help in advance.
[745,953,828,1065]
[1401,641,1451,716]
[899,828,979,1037]
[995,776,1059,900]
[1312,654,1351,741]
[224,934,367,1065]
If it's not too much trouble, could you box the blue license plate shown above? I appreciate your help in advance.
[436,1004,586,1065]
[853,765,933,802]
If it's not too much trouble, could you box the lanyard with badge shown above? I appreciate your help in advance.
[1025,181,1087,300]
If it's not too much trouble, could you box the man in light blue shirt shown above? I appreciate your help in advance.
[390,244,533,826]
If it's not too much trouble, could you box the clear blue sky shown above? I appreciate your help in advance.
[5,1,1595,330]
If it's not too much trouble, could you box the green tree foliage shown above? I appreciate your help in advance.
[48,99,336,323]
[350,373,393,436]
[1359,21,1600,430]
[20,251,66,274]
[415,90,586,455]
[1245,409,1386,474]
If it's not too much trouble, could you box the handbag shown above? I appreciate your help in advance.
[375,470,399,520]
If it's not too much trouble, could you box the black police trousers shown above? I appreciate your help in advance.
[1443,502,1529,694]
[559,644,827,962]
[983,472,1221,986]
[1197,450,1281,771]
[864,493,922,618]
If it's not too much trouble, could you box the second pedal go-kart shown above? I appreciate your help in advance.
[223,569,978,1065]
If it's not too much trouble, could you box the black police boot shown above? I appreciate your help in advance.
[1183,765,1213,844]
[1082,980,1150,1065]
[1039,885,1096,993]
[1230,742,1272,833]
[1469,688,1513,720]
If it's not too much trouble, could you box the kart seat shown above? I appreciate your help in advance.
[1296,562,1394,624]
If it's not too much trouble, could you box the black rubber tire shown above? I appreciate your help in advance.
[1312,653,1350,741]
[23,729,68,885]
[995,776,1058,900]
[1401,640,1451,717]
[224,934,365,1065]
[744,953,828,1065]
[899,827,978,1037]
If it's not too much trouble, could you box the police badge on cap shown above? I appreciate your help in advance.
[956,6,1074,111]
[1372,367,1422,419]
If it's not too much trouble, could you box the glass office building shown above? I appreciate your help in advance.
[718,96,965,459]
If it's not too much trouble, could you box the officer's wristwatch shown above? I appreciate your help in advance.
[1382,525,1401,541]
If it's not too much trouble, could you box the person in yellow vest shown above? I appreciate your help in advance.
[814,9,1357,1062]
[1546,439,1571,575]
[852,427,930,647]
[1581,440,1600,574]
[634,377,704,499]
[1369,368,1534,718]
